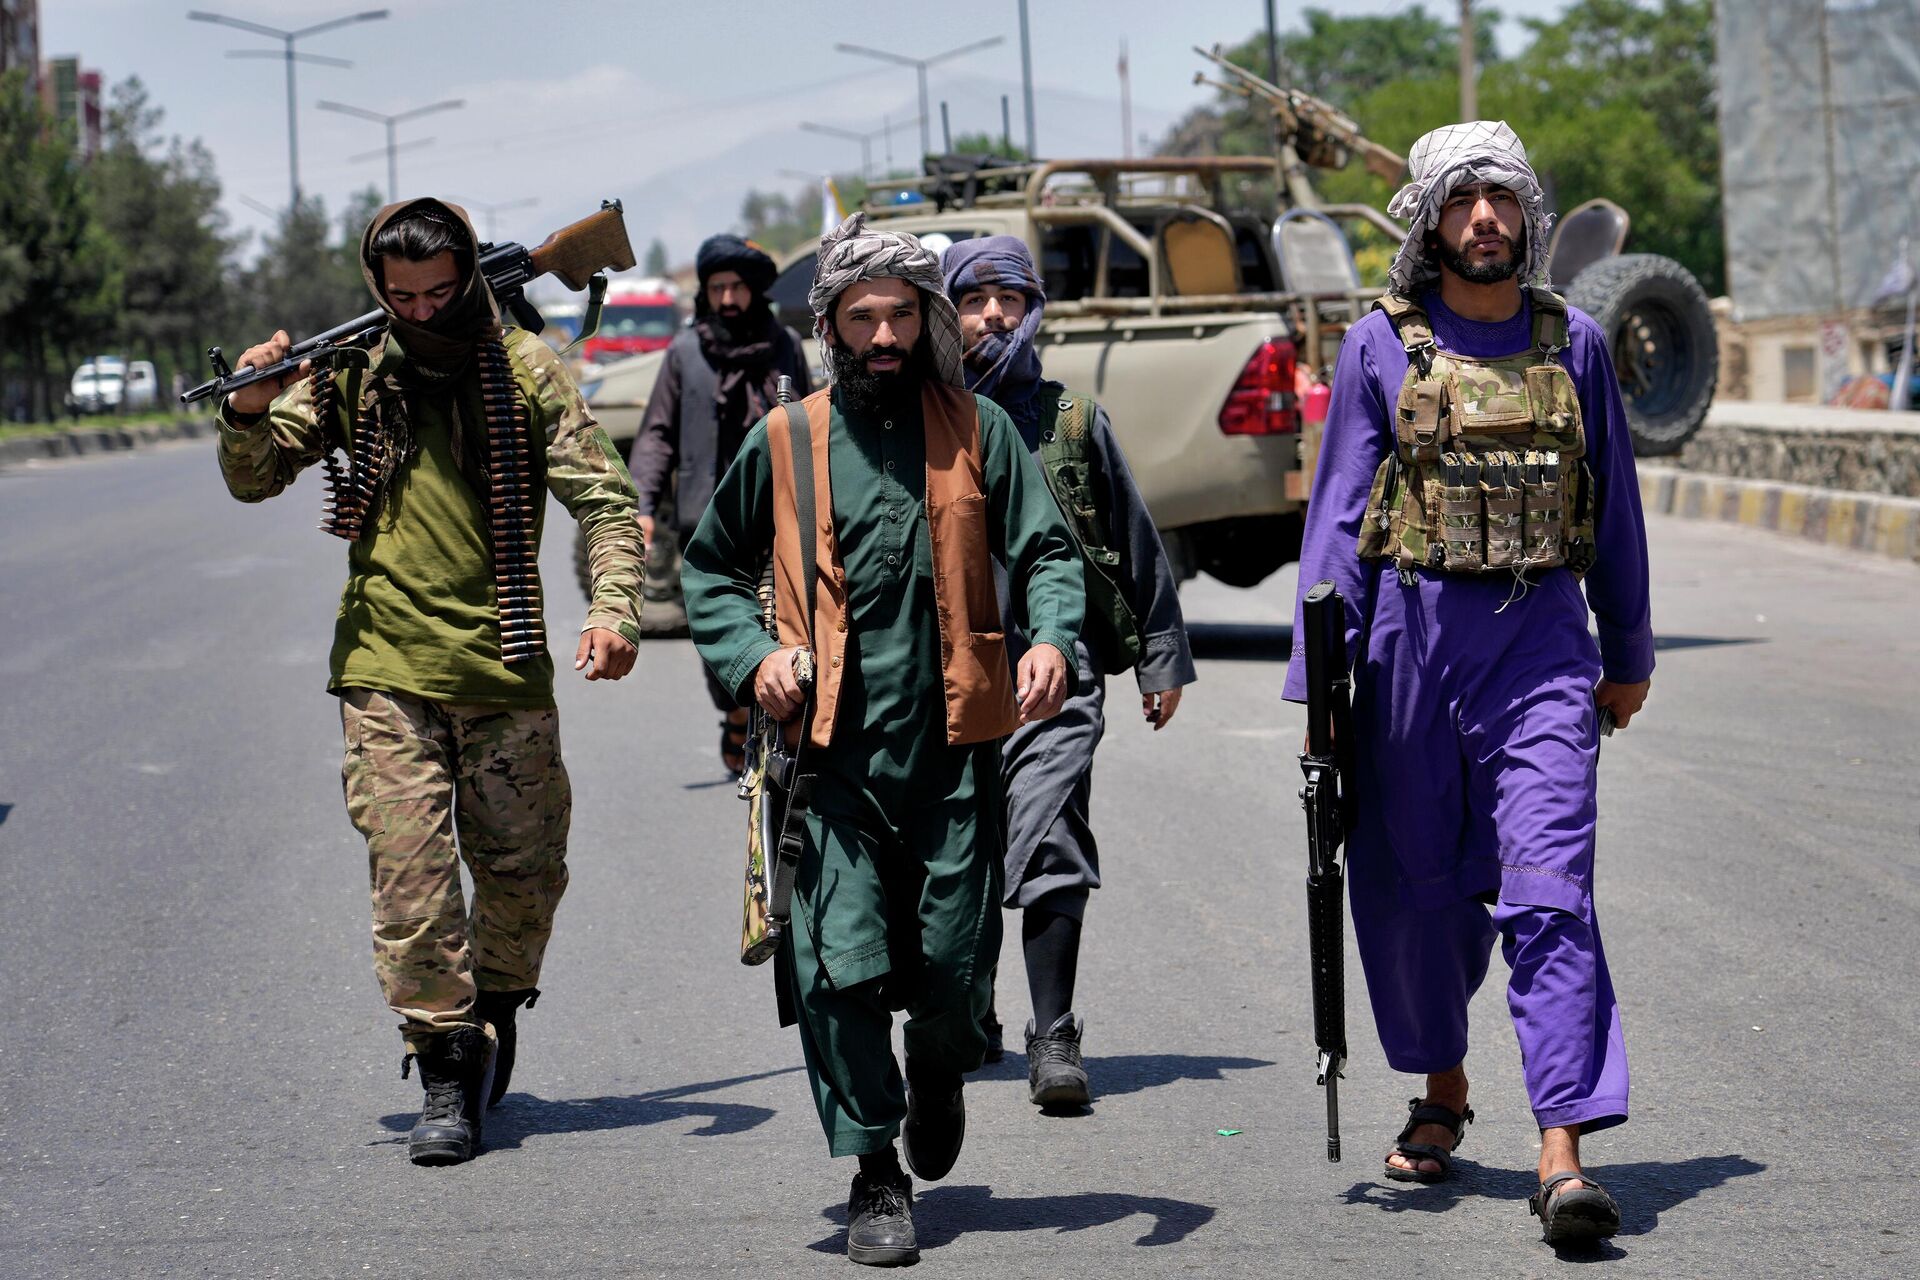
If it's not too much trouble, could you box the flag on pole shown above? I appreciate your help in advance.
[822,176,845,238]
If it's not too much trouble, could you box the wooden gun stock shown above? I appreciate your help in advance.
[527,204,637,291]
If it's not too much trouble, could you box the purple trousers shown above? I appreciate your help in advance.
[1347,569,1629,1133]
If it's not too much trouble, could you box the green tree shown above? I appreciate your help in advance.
[0,68,119,419]
[643,237,669,276]
[92,77,238,395]
[239,190,373,346]
[951,131,1028,162]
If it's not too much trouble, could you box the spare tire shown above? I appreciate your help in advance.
[1565,253,1717,457]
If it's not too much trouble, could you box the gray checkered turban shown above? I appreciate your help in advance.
[1385,120,1553,296]
[807,212,965,388]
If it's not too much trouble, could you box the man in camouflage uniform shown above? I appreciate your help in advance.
[216,198,643,1165]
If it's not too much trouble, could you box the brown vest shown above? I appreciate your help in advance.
[768,383,1021,749]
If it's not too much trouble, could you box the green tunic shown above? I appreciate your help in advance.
[217,330,644,708]
[683,388,1083,1155]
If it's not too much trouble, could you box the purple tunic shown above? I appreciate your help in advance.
[1284,291,1650,1132]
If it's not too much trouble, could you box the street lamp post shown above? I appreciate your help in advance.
[318,97,465,202]
[186,8,389,208]
[799,117,924,185]
[834,37,1004,161]
[447,196,541,244]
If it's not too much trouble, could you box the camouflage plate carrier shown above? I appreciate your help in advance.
[1036,382,1143,675]
[1358,287,1596,586]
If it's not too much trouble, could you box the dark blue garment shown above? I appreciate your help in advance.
[943,235,1049,427]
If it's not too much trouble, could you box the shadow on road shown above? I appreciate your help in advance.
[376,1064,806,1147]
[1336,1152,1766,1259]
[811,1183,1216,1255]
[967,1051,1275,1115]
[1188,622,1291,662]
[1652,634,1764,653]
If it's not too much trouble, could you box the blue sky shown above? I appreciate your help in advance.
[48,0,1573,261]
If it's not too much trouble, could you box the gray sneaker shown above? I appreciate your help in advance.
[1025,1012,1089,1108]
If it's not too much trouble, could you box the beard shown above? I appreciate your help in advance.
[1431,226,1526,285]
[829,336,929,419]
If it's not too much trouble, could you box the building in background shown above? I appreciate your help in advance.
[41,55,102,159]
[1,0,40,93]
[1717,0,1920,404]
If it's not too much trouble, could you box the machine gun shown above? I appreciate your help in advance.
[182,200,636,406]
[1298,579,1357,1161]
[1193,45,1407,182]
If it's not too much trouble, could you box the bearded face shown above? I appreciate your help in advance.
[1427,182,1528,286]
[826,278,931,417]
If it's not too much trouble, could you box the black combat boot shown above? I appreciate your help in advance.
[473,987,538,1107]
[404,1026,496,1166]
[846,1155,917,1266]
[900,1063,966,1182]
[1026,1012,1089,1108]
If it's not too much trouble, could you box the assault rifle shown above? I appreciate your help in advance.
[1298,579,1356,1161]
[181,200,636,406]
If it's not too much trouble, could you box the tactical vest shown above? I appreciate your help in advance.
[1035,383,1144,675]
[1358,287,1596,583]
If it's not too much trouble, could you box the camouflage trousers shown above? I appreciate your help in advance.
[338,688,572,1053]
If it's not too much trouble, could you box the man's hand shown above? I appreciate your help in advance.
[225,331,311,418]
[637,513,656,548]
[1016,642,1069,723]
[1595,677,1650,729]
[574,627,636,681]
[1142,685,1185,731]
[755,645,809,721]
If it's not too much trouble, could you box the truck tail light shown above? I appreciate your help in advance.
[1217,338,1301,436]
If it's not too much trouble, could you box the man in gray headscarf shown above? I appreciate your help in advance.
[682,212,1084,1265]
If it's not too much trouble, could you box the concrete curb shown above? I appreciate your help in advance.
[0,417,211,468]
[1639,463,1920,567]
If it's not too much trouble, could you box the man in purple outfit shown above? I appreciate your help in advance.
[1284,120,1652,1245]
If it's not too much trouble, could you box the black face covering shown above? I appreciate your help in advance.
[360,198,499,375]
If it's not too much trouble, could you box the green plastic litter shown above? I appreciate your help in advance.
[1215,1128,1242,1137]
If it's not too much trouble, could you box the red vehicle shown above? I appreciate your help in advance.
[580,279,682,364]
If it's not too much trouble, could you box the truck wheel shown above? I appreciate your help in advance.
[1566,253,1717,457]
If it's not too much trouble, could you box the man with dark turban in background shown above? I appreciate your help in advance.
[630,233,811,771]
[682,214,1084,1265]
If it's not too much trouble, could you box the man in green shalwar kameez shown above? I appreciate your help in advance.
[682,214,1084,1266]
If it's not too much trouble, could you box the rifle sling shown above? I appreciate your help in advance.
[767,399,819,930]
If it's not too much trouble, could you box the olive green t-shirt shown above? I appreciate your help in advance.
[217,329,644,708]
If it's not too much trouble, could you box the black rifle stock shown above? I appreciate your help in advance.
[1299,579,1355,1161]
[182,200,636,406]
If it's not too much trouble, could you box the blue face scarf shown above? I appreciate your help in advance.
[943,235,1048,425]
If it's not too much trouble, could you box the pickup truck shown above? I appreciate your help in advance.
[580,154,1395,629]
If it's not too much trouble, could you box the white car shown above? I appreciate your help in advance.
[66,357,159,416]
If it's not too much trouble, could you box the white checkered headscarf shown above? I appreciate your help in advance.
[808,212,965,387]
[1385,120,1552,296]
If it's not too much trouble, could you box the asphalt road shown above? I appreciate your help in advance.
[1,440,1915,1279]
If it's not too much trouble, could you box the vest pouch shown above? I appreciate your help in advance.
[1396,380,1447,462]
[1522,452,1565,567]
[1524,363,1584,455]
[1357,454,1398,560]
[1480,453,1526,569]
[1438,471,1486,572]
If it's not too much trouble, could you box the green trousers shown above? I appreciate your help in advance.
[785,742,1003,1157]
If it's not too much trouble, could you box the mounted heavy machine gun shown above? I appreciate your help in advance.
[1192,44,1407,192]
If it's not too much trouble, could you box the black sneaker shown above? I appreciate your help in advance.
[900,1067,966,1182]
[405,1026,496,1165]
[474,987,538,1107]
[1026,1012,1089,1108]
[846,1169,918,1266]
